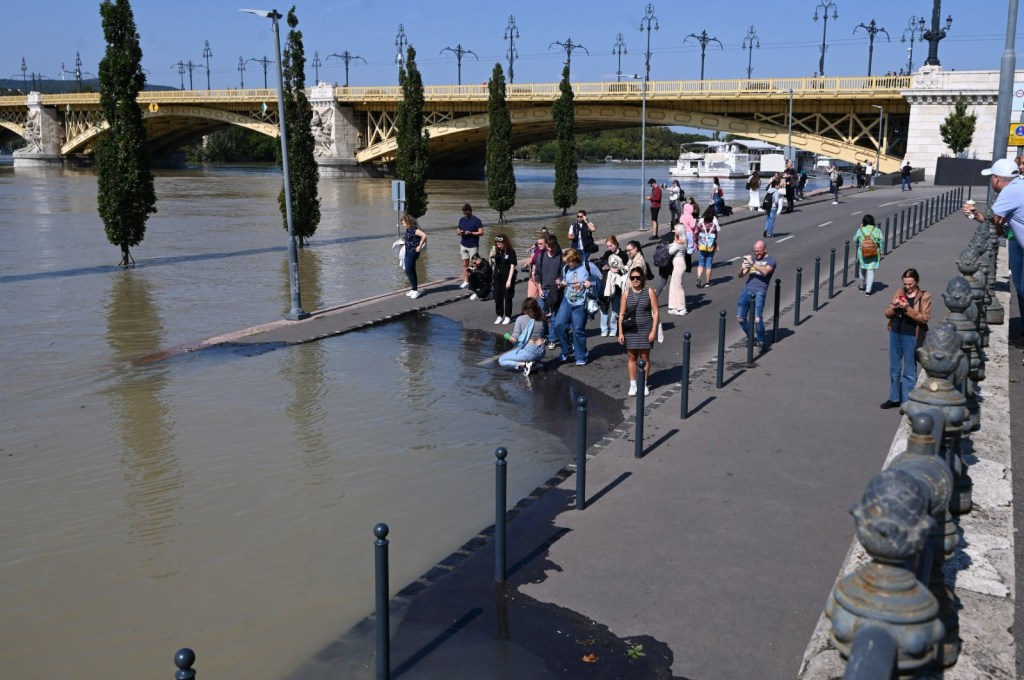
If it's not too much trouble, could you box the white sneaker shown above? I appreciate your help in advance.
[460,280,469,289]
[644,385,650,396]
[405,290,416,297]
[502,316,511,325]
[627,384,638,397]
[832,201,839,205]
[470,293,478,300]
[678,308,688,316]
[409,290,421,299]
[494,316,503,325]
[523,361,533,377]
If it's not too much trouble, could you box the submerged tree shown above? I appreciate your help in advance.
[396,45,429,218]
[939,95,977,157]
[96,0,156,266]
[486,63,516,224]
[552,63,578,215]
[277,6,320,247]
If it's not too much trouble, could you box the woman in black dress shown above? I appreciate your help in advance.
[491,234,517,325]
[618,266,659,397]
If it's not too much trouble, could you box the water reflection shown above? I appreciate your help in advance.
[285,342,332,488]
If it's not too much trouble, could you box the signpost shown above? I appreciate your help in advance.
[1008,123,1024,147]
[391,180,406,235]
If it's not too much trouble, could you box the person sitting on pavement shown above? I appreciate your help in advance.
[852,214,884,295]
[457,203,484,289]
[736,239,777,350]
[618,266,659,397]
[881,268,931,409]
[537,235,564,349]
[466,253,492,301]
[497,297,547,376]
[554,248,600,365]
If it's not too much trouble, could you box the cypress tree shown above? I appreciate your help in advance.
[552,63,578,215]
[939,95,977,157]
[96,0,156,266]
[396,46,430,218]
[277,7,320,247]
[486,63,516,224]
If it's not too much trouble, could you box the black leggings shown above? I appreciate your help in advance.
[494,280,515,317]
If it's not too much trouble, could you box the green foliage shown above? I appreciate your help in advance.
[552,64,578,215]
[626,643,646,660]
[96,0,156,265]
[939,95,977,156]
[183,127,278,163]
[486,63,516,223]
[396,46,430,217]
[276,7,320,246]
[517,127,708,162]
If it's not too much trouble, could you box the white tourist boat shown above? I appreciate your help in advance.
[668,142,705,178]
[698,139,786,178]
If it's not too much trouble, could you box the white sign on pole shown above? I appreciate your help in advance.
[1013,83,1024,115]
[391,180,406,211]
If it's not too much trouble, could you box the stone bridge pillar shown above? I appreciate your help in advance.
[13,92,63,167]
[309,84,369,178]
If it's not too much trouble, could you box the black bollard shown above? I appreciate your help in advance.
[899,209,905,246]
[884,217,890,256]
[746,295,755,364]
[913,203,919,234]
[716,310,726,388]
[374,523,391,680]
[813,256,821,311]
[828,248,836,299]
[494,448,507,581]
[174,649,196,680]
[794,266,803,326]
[772,278,781,347]
[575,397,587,510]
[635,359,646,458]
[843,240,850,286]
[680,332,691,419]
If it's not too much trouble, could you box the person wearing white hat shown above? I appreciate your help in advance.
[965,157,1024,340]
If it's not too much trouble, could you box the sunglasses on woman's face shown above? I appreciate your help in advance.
[629,276,642,281]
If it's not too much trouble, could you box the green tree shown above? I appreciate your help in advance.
[277,7,320,247]
[486,63,516,224]
[939,95,977,157]
[396,46,429,218]
[552,64,578,215]
[96,0,156,266]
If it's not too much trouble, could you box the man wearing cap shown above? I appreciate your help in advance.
[965,157,1024,338]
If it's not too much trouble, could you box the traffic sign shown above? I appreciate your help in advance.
[1010,123,1024,146]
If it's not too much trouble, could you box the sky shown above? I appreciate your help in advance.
[3,1,1023,90]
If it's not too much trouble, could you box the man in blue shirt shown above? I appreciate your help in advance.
[457,203,484,289]
[736,239,777,349]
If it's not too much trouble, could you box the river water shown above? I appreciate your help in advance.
[0,161,820,678]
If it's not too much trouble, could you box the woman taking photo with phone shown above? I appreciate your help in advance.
[618,266,659,397]
[881,268,931,409]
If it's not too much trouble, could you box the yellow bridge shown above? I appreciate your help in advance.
[0,75,916,173]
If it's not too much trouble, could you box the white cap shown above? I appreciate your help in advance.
[981,158,1020,177]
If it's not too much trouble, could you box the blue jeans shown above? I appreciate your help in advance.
[901,176,911,191]
[554,302,588,360]
[538,290,559,342]
[599,292,620,334]
[1008,235,1024,319]
[889,331,918,402]
[737,287,767,344]
[403,250,420,290]
[764,206,778,236]
[713,195,725,215]
[498,342,545,369]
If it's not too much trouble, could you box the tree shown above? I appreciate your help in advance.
[96,0,156,266]
[486,63,516,224]
[277,7,320,247]
[940,95,977,157]
[552,64,578,215]
[396,46,429,218]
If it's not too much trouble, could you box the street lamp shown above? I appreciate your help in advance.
[172,61,186,90]
[922,2,952,67]
[640,3,658,231]
[203,40,213,90]
[439,45,478,86]
[395,24,408,80]
[612,33,627,83]
[74,51,83,92]
[548,37,589,77]
[21,57,27,86]
[247,56,272,88]
[240,7,308,320]
[504,15,519,84]
[237,56,246,88]
[683,30,722,81]
[901,16,926,73]
[742,26,759,80]
[812,1,839,77]
[311,51,322,83]
[327,50,366,88]
[871,104,884,183]
[854,19,889,77]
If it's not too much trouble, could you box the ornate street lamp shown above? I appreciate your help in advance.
[812,1,839,77]
[237,56,246,88]
[439,44,478,86]
[901,16,926,74]
[504,15,519,84]
[922,2,953,67]
[395,24,408,80]
[854,19,889,77]
[548,37,589,77]
[203,40,213,90]
[742,26,760,79]
[247,56,272,88]
[311,51,321,83]
[639,3,658,230]
[684,29,722,81]
[612,33,627,82]
[327,51,366,88]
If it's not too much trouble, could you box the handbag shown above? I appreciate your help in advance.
[621,292,642,333]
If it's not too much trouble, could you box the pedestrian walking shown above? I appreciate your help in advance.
[711,177,725,215]
[829,164,842,204]
[456,203,484,288]
[746,170,761,211]
[526,233,547,300]
[568,209,598,255]
[865,160,874,186]
[762,178,781,238]
[668,179,683,226]
[598,236,628,337]
[554,248,600,365]
[783,160,797,212]
[736,240,777,349]
[491,234,517,325]
[537,235,564,348]
[852,214,883,295]
[854,162,864,188]
[401,213,427,299]
[881,268,931,409]
[900,162,913,191]
[618,266,659,397]
[646,178,662,238]
[694,206,719,288]
[497,297,547,376]
[666,218,689,316]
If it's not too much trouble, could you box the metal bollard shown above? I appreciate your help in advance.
[746,295,755,364]
[680,332,691,419]
[794,266,803,326]
[899,209,905,246]
[374,523,391,680]
[914,203,919,234]
[174,649,196,680]
[884,218,890,256]
[635,359,646,458]
[828,248,836,299]
[494,448,507,581]
[716,310,726,388]
[813,256,821,311]
[843,240,850,286]
[772,278,781,347]
[575,397,587,510]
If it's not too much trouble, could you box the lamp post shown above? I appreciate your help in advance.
[237,56,246,88]
[854,19,889,77]
[787,88,794,162]
[901,16,926,73]
[871,104,884,182]
[639,3,658,230]
[922,1,952,67]
[240,7,308,321]
[990,0,1018,206]
[684,30,722,81]
[812,1,839,78]
[21,57,27,87]
[548,37,589,77]
[172,61,185,90]
[247,56,272,88]
[440,45,478,86]
[612,33,627,82]
[327,50,366,88]
[395,24,408,80]
[311,51,322,83]
[504,15,519,84]
[74,51,83,92]
[203,40,213,89]
[742,26,759,80]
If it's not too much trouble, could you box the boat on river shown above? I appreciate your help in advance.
[667,142,705,178]
[698,139,786,178]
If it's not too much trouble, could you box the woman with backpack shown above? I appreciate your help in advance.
[762,178,781,238]
[852,214,884,295]
[695,206,720,288]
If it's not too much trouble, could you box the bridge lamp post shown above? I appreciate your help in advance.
[395,24,408,82]
[504,15,519,85]
[640,3,658,231]
[612,33,627,83]
[440,45,478,86]
[74,51,83,92]
[203,40,213,90]
[742,26,759,80]
[901,16,926,74]
[812,1,838,78]
[327,51,367,88]
[683,30,722,81]
[871,104,883,183]
[311,51,322,83]
[237,56,246,88]
[854,19,889,78]
[172,61,186,90]
[787,89,794,162]
[240,7,309,321]
[922,5,952,67]
[247,56,272,88]
[21,58,27,87]
[548,38,589,78]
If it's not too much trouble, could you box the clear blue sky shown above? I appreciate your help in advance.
[4,1,1022,89]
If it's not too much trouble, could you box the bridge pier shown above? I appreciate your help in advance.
[310,84,375,178]
[12,93,63,167]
